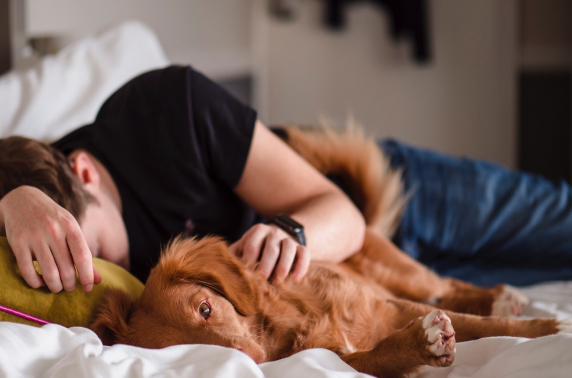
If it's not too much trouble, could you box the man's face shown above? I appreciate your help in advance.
[68,149,130,270]
[79,188,130,270]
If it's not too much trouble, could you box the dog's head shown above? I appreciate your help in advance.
[90,236,266,363]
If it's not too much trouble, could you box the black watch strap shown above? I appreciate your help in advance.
[269,214,306,246]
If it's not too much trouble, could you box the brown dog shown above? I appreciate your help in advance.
[91,127,572,378]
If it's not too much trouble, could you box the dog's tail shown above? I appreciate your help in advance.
[275,123,407,239]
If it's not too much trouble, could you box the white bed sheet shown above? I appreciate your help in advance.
[0,282,570,378]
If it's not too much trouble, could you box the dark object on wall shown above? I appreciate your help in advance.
[325,0,430,63]
[269,0,430,63]
[518,72,571,183]
[0,0,10,75]
[269,0,295,21]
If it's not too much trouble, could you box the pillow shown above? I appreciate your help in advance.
[0,21,169,141]
[0,237,144,328]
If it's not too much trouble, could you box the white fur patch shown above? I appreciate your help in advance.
[341,331,356,353]
[492,286,530,317]
[557,319,572,335]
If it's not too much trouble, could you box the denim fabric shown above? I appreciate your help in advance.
[379,139,572,287]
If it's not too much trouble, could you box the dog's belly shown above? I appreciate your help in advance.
[282,263,397,353]
[305,262,394,299]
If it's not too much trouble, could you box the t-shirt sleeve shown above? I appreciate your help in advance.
[187,67,257,188]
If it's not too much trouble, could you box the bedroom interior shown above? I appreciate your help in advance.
[0,1,571,377]
[2,0,570,177]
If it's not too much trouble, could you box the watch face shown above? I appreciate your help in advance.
[271,215,306,246]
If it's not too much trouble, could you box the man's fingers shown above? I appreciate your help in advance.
[13,245,46,289]
[236,224,312,282]
[258,234,282,279]
[93,266,102,285]
[228,240,243,257]
[33,242,63,293]
[291,245,311,282]
[49,238,77,292]
[241,225,268,265]
[66,226,95,292]
[272,239,297,284]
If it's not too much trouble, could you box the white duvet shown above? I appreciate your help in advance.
[1,282,571,378]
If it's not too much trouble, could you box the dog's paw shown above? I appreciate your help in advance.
[492,285,530,317]
[422,310,456,367]
[557,319,572,335]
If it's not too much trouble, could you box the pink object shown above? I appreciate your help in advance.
[0,304,52,325]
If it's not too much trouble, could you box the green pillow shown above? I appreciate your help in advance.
[0,237,143,328]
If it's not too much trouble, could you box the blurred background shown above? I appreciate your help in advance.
[1,0,571,182]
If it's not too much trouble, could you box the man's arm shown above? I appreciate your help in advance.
[231,121,366,282]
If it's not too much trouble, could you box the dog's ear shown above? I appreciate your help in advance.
[90,289,135,346]
[159,236,259,316]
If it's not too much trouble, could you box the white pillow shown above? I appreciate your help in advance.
[0,21,169,141]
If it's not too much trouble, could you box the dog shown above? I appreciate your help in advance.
[91,126,572,378]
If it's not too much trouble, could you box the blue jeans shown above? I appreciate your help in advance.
[380,139,572,287]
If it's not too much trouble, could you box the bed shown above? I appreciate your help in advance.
[0,282,571,378]
[0,21,571,378]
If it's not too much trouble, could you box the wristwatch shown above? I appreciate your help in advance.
[269,214,306,246]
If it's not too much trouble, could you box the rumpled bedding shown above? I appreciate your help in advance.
[1,282,570,378]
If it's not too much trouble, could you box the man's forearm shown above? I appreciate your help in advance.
[290,190,365,263]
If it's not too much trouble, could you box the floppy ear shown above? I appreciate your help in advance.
[158,236,259,316]
[90,289,135,346]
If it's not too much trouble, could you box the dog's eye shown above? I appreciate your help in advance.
[198,301,211,319]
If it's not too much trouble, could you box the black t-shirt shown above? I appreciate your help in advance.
[53,66,261,282]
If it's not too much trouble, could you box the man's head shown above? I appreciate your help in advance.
[0,136,129,268]
[0,136,94,220]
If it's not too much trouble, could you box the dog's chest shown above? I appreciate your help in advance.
[285,265,385,352]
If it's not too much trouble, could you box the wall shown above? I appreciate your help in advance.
[25,0,253,79]
[259,0,517,167]
[25,0,518,167]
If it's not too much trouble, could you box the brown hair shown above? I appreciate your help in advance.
[0,136,95,221]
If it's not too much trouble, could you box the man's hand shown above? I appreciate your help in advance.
[0,186,101,293]
[229,223,311,284]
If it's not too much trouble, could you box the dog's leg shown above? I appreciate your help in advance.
[342,310,456,378]
[342,231,451,301]
[386,299,571,341]
[342,299,571,377]
[434,280,530,316]
[342,231,528,316]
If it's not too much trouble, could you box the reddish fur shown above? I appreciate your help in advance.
[90,127,563,378]
[281,125,407,238]
[91,234,562,378]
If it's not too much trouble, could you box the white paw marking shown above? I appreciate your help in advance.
[340,331,356,353]
[492,286,530,317]
[557,319,572,335]
[423,310,456,357]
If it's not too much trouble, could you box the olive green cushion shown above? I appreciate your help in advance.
[0,237,143,328]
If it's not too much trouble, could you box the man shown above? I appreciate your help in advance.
[0,66,365,293]
[2,65,572,293]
